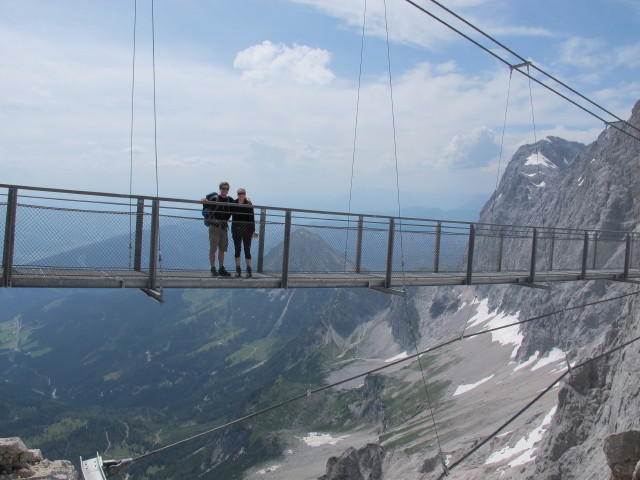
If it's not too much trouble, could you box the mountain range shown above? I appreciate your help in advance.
[1,99,639,479]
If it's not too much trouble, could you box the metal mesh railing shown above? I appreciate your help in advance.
[2,184,639,288]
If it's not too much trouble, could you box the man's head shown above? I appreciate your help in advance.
[219,181,230,198]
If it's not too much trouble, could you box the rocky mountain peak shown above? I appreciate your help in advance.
[480,136,585,225]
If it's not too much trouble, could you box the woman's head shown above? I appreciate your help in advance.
[237,188,247,203]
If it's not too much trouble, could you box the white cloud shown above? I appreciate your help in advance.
[613,42,640,68]
[440,126,500,169]
[559,37,640,72]
[558,37,606,69]
[289,0,558,52]
[234,41,335,86]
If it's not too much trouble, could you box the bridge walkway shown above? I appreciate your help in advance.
[2,184,639,295]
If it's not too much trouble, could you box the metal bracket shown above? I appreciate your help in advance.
[139,288,164,303]
[516,282,551,290]
[369,286,406,297]
[80,454,107,480]
[510,60,532,70]
[80,454,133,479]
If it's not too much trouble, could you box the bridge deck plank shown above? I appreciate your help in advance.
[4,267,638,290]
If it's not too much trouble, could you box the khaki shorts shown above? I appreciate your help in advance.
[208,225,228,253]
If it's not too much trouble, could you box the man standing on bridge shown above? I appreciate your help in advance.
[201,181,234,277]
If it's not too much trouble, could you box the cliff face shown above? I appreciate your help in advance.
[477,99,640,479]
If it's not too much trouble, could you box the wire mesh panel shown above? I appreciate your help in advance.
[0,200,6,262]
[391,228,438,272]
[359,221,393,273]
[473,225,512,273]
[437,224,469,273]
[548,230,588,271]
[534,229,555,273]
[631,234,640,270]
[591,231,627,270]
[498,227,534,272]
[382,218,441,273]
[156,211,208,271]
[258,212,287,274]
[1,183,638,288]
[13,204,143,270]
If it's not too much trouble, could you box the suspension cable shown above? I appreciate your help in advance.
[383,0,447,466]
[421,0,640,136]
[527,63,547,228]
[488,69,513,225]
[128,0,138,269]
[151,0,163,294]
[343,0,368,271]
[151,0,160,199]
[402,0,640,143]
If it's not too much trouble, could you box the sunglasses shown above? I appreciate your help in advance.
[237,192,246,195]
[220,187,229,191]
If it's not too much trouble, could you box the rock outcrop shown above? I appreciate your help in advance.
[0,438,77,480]
[318,443,384,480]
[603,431,640,480]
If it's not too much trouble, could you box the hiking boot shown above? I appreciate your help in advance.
[235,267,242,278]
[246,266,252,278]
[210,267,218,277]
[218,266,231,277]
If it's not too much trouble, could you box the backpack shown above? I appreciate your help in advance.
[202,193,219,226]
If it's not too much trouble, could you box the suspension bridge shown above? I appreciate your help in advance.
[2,184,639,299]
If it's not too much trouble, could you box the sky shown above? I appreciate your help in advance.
[1,0,639,214]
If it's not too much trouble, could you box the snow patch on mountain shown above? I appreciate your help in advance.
[466,299,522,358]
[299,432,350,447]
[484,406,556,468]
[453,374,495,396]
[524,153,556,168]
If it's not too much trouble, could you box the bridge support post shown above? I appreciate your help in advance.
[592,232,598,269]
[2,187,17,287]
[529,228,538,284]
[148,199,160,290]
[257,209,266,273]
[434,222,441,273]
[355,216,363,273]
[465,224,475,285]
[549,230,555,271]
[623,233,631,279]
[497,228,504,272]
[281,210,291,288]
[581,232,589,280]
[385,218,395,288]
[134,198,144,271]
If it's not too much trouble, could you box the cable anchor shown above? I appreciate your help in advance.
[80,454,133,479]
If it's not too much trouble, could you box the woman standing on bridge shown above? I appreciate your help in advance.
[232,188,258,278]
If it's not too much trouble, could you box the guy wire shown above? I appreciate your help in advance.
[383,0,446,465]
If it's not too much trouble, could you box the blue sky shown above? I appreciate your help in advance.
[1,0,639,213]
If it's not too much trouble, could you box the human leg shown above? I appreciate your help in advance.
[217,227,231,276]
[244,233,253,277]
[208,226,219,276]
